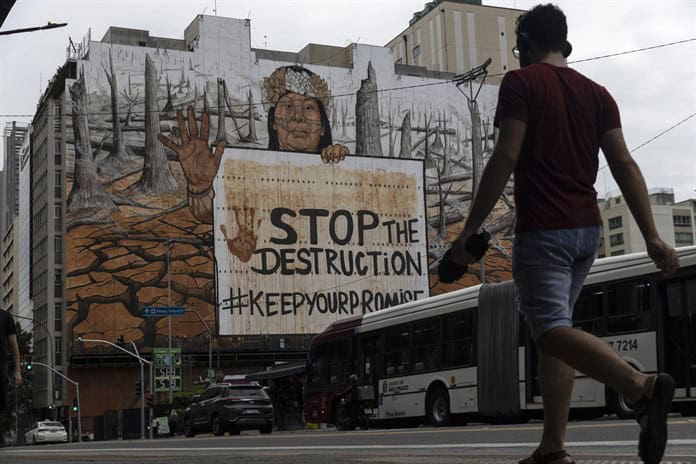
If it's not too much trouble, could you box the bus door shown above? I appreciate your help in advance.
[663,277,696,397]
[359,335,380,402]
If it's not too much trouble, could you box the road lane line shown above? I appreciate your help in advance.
[2,439,695,454]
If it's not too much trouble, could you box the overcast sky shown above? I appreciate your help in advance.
[1,0,694,200]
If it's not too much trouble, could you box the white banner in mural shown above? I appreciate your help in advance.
[214,149,428,336]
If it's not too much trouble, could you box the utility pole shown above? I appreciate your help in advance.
[30,362,81,442]
[165,238,174,405]
[78,337,153,439]
[130,341,146,440]
[187,308,213,380]
[455,58,492,283]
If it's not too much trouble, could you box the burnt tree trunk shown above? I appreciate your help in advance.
[203,86,210,115]
[387,97,395,157]
[246,89,258,142]
[130,54,178,194]
[162,76,174,113]
[67,74,116,213]
[467,97,485,282]
[331,99,338,128]
[355,62,383,156]
[468,99,483,203]
[340,101,348,139]
[99,48,135,178]
[216,78,228,144]
[399,111,412,158]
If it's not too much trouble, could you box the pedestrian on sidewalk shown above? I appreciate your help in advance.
[0,309,22,447]
[169,409,178,437]
[152,416,160,439]
[450,4,679,464]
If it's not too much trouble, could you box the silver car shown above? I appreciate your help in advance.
[25,421,68,445]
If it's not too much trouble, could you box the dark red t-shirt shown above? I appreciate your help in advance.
[494,63,621,232]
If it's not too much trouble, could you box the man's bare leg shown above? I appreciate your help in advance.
[536,327,651,405]
[537,350,575,456]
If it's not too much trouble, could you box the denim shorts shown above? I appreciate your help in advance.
[512,225,602,340]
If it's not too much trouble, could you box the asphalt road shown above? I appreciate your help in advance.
[2,416,695,464]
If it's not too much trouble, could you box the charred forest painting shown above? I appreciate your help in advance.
[65,31,513,356]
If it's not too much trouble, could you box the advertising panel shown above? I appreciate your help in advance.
[214,149,428,335]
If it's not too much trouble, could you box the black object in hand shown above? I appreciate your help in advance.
[437,231,491,283]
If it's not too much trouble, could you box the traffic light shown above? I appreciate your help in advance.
[25,356,33,371]
[146,394,154,408]
[72,397,78,413]
[135,379,141,396]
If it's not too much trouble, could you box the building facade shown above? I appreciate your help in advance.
[598,188,695,258]
[18,129,34,336]
[385,0,523,82]
[1,122,28,329]
[26,14,516,423]
[31,76,71,409]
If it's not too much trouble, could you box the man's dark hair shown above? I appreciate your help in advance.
[516,4,568,54]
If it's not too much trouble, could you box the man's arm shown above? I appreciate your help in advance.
[451,118,526,265]
[601,128,679,273]
[8,333,22,385]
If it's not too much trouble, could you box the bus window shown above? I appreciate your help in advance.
[442,310,475,368]
[327,339,351,385]
[607,280,652,334]
[412,318,439,372]
[384,324,411,377]
[687,279,696,325]
[573,286,604,334]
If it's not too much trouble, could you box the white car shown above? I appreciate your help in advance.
[25,421,68,445]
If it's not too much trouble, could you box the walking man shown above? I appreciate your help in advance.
[1,309,22,446]
[451,4,680,464]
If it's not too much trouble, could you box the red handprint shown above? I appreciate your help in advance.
[219,207,261,263]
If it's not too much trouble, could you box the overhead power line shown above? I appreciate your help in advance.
[0,37,694,120]
[0,22,67,36]
[598,112,696,172]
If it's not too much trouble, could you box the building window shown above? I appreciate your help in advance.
[55,302,63,332]
[614,197,622,204]
[55,236,62,264]
[412,45,421,60]
[609,233,624,247]
[55,336,62,366]
[611,249,625,256]
[675,232,694,245]
[608,216,623,230]
[55,172,62,197]
[673,215,692,227]
[55,205,62,231]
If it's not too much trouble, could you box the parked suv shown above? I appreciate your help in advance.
[183,382,273,436]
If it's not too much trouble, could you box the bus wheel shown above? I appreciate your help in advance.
[428,386,451,427]
[607,387,635,420]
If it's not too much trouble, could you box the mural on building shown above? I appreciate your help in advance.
[65,19,513,356]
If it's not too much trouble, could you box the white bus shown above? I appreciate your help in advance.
[303,246,696,426]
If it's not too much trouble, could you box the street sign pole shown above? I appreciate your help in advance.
[76,382,82,443]
[166,246,173,406]
[149,362,154,440]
